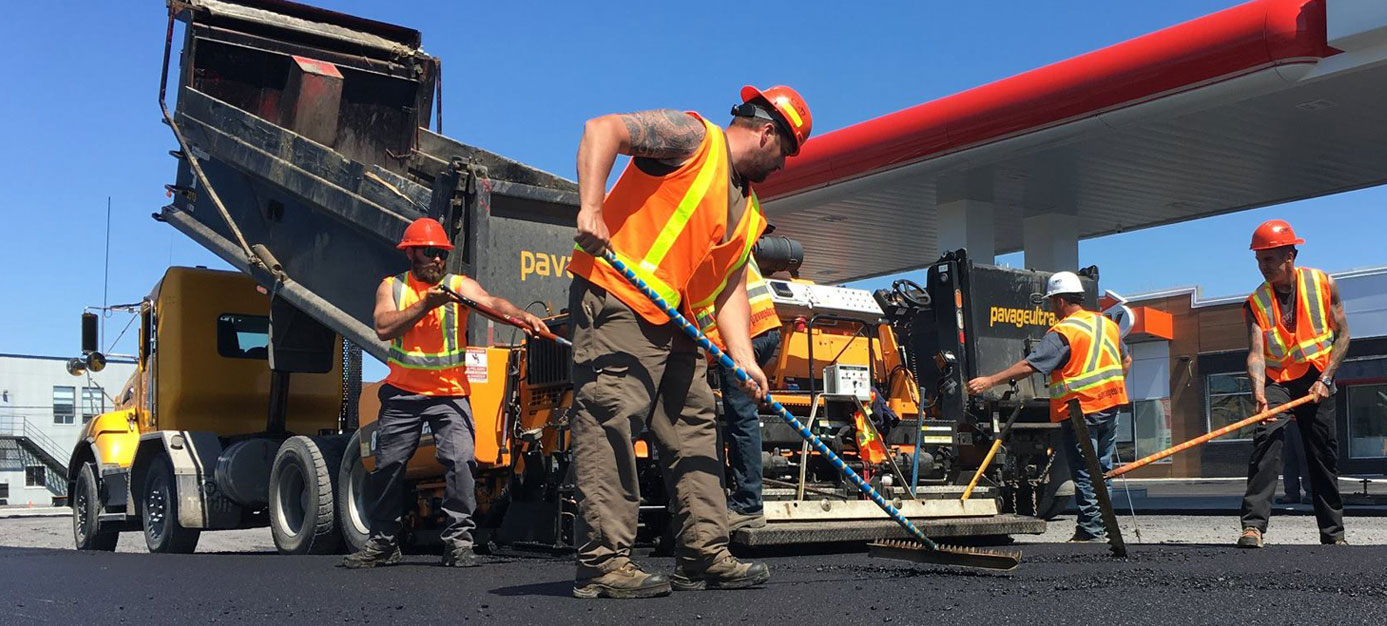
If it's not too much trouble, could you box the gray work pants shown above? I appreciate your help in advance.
[365,384,477,548]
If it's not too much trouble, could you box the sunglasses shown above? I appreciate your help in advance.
[417,246,450,260]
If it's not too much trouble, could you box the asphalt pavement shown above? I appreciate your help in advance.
[3,534,1386,625]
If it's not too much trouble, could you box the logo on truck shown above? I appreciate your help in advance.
[520,250,574,282]
[988,306,1056,329]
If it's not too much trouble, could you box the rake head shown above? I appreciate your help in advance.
[868,539,1022,572]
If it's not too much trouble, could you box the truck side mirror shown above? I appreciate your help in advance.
[81,312,99,354]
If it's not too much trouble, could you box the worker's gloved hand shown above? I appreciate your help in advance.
[423,286,452,310]
[965,376,993,397]
[520,312,550,336]
[574,208,610,255]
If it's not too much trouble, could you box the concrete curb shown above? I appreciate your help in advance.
[0,507,70,519]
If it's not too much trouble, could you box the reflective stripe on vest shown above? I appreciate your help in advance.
[387,273,467,370]
[1245,267,1334,381]
[745,260,781,339]
[690,194,767,312]
[570,116,729,311]
[1048,310,1128,421]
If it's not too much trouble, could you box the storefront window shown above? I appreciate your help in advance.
[1206,373,1256,441]
[1347,384,1387,459]
[1117,399,1173,464]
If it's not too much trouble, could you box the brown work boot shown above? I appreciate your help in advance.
[340,539,402,569]
[671,556,770,591]
[573,562,671,599]
[442,544,480,568]
[1236,527,1264,549]
[728,511,767,532]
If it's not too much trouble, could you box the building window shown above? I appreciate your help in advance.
[81,387,105,423]
[1347,384,1387,459]
[1206,373,1256,441]
[52,386,76,425]
[216,314,270,359]
[1116,398,1173,465]
[25,466,45,488]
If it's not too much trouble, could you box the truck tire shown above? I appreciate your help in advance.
[142,455,201,553]
[336,430,372,554]
[73,463,118,551]
[269,435,346,555]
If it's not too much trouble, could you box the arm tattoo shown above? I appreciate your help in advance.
[620,110,705,160]
[1246,311,1265,395]
[1323,278,1351,378]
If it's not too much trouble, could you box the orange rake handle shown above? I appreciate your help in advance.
[1105,394,1314,479]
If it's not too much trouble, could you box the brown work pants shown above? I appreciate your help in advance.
[568,276,731,577]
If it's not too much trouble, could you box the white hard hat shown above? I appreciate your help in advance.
[1043,271,1084,298]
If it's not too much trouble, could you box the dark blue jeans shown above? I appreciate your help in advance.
[1061,409,1118,538]
[717,329,781,515]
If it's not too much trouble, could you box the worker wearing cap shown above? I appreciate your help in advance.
[342,217,548,569]
[967,271,1131,542]
[1237,220,1349,549]
[566,85,812,598]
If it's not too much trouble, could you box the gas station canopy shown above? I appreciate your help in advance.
[758,0,1387,282]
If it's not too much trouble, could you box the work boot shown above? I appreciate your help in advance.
[728,510,767,532]
[1321,536,1349,546]
[1275,494,1299,505]
[442,544,480,568]
[671,556,770,591]
[573,562,672,599]
[1237,527,1264,549]
[1066,529,1106,543]
[341,539,402,569]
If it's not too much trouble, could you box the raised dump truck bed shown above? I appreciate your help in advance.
[161,0,579,362]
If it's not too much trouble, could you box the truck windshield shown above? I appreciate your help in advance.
[217,314,269,359]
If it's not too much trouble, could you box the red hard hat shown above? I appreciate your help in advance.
[397,217,453,250]
[740,85,812,155]
[1249,219,1304,250]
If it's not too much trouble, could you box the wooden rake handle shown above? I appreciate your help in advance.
[1105,394,1315,479]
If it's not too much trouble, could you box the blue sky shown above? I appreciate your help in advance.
[1,0,1382,370]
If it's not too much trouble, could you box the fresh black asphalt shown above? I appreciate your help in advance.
[3,542,1385,625]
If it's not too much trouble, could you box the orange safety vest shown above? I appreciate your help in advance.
[568,113,738,325]
[1048,310,1128,422]
[383,272,471,397]
[1245,267,1335,383]
[691,212,775,348]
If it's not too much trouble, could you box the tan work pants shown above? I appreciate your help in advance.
[568,276,731,577]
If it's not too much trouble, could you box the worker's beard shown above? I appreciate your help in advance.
[412,262,445,285]
[740,155,778,183]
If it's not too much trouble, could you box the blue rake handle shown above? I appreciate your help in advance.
[599,250,939,551]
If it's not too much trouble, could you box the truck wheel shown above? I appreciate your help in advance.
[269,435,345,555]
[336,430,371,554]
[142,455,201,553]
[73,463,118,551]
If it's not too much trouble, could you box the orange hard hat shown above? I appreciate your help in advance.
[398,217,453,250]
[739,85,812,155]
[1250,219,1304,251]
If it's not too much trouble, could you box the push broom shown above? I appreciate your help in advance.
[600,249,1021,571]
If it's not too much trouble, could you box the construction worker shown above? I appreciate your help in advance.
[342,217,548,569]
[702,254,782,532]
[566,85,812,599]
[1237,219,1350,548]
[966,271,1131,542]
